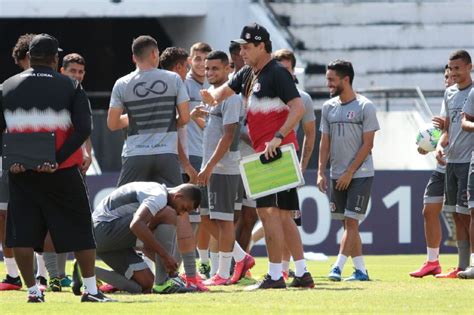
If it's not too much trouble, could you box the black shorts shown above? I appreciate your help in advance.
[330,177,373,221]
[445,163,469,214]
[256,188,299,211]
[5,167,96,253]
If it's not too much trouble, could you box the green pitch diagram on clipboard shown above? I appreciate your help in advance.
[239,143,305,199]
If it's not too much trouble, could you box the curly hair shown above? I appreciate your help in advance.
[12,33,36,64]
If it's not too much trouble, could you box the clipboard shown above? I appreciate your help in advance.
[239,143,305,199]
[2,132,56,170]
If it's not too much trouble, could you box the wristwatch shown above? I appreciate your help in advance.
[274,131,284,140]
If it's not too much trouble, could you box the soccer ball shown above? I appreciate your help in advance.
[416,124,442,152]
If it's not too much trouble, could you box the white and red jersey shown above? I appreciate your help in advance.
[228,60,300,152]
[0,67,91,169]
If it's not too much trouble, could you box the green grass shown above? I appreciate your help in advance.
[1,255,473,314]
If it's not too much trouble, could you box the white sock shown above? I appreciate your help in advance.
[35,253,47,278]
[27,284,42,297]
[143,254,155,271]
[334,254,348,271]
[427,247,439,262]
[352,256,367,275]
[83,276,98,295]
[471,253,474,266]
[4,257,19,278]
[282,260,290,273]
[217,252,232,279]
[294,259,307,277]
[198,249,209,264]
[210,252,219,276]
[232,241,246,263]
[268,262,282,281]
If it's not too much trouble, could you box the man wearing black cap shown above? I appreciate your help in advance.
[0,34,112,303]
[200,23,314,290]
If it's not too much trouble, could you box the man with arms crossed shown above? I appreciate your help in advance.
[435,50,473,278]
[318,60,380,282]
[201,23,313,289]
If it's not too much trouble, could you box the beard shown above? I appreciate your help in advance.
[330,85,343,97]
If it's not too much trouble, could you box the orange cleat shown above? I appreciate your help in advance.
[229,254,255,284]
[435,267,463,278]
[409,260,441,278]
[185,275,210,292]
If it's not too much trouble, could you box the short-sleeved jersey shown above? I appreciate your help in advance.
[320,94,380,179]
[110,68,189,157]
[462,88,474,117]
[295,88,315,132]
[443,84,474,163]
[93,182,168,223]
[202,92,244,175]
[228,60,300,152]
[185,73,209,158]
[1,67,91,169]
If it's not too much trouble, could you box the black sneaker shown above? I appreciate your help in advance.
[289,272,315,288]
[48,277,62,292]
[36,276,47,292]
[0,275,23,290]
[72,260,83,296]
[244,274,286,291]
[27,294,45,303]
[81,291,116,302]
[288,269,295,278]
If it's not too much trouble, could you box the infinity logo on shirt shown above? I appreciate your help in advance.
[133,80,168,97]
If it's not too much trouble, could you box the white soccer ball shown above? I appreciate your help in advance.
[416,124,442,152]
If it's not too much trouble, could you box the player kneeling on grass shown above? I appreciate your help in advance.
[91,182,203,293]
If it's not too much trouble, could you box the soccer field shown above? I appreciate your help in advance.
[1,254,472,314]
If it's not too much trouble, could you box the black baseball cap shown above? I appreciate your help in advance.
[232,23,270,44]
[29,33,63,57]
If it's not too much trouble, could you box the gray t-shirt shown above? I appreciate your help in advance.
[185,72,209,158]
[93,182,168,223]
[462,88,474,117]
[110,68,189,157]
[320,94,380,179]
[202,93,244,175]
[434,101,447,174]
[443,84,474,163]
[295,88,316,132]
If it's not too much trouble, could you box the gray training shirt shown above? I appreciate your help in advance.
[202,93,244,175]
[110,69,189,157]
[443,84,474,163]
[185,72,209,158]
[295,88,316,133]
[320,94,380,179]
[93,182,168,223]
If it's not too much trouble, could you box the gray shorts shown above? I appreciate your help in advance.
[187,155,202,223]
[444,163,469,214]
[200,174,241,221]
[117,153,183,188]
[330,177,373,221]
[424,171,445,204]
[0,172,8,210]
[468,156,474,210]
[94,215,148,279]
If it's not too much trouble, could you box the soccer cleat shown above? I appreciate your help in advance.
[36,276,47,292]
[27,294,45,303]
[409,260,441,278]
[0,275,22,290]
[288,272,315,288]
[282,271,289,281]
[99,283,119,294]
[288,269,295,278]
[229,254,255,284]
[60,275,73,287]
[457,266,474,279]
[72,260,83,296]
[435,267,463,279]
[48,277,62,292]
[185,275,210,292]
[81,291,116,302]
[344,269,370,281]
[198,262,211,279]
[203,274,230,286]
[244,274,286,291]
[328,266,342,282]
[152,277,196,294]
